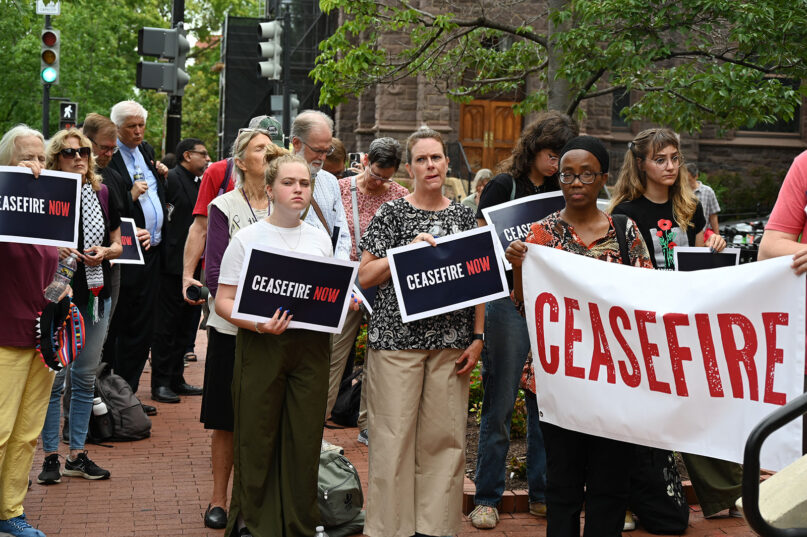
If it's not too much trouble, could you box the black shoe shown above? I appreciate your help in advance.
[37,454,61,485]
[203,504,227,529]
[172,383,203,396]
[142,404,158,416]
[63,451,110,480]
[152,386,181,403]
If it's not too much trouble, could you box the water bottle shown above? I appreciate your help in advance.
[314,526,328,537]
[44,253,77,302]
[92,397,108,416]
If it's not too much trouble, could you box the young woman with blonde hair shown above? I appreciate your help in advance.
[609,128,724,269]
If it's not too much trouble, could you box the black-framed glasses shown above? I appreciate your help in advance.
[188,150,210,158]
[558,171,604,184]
[88,137,118,155]
[300,139,335,156]
[60,147,91,159]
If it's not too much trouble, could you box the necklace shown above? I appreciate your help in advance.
[270,220,303,251]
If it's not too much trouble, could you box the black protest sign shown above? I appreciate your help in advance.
[673,246,740,272]
[353,276,376,316]
[113,218,144,265]
[0,166,81,248]
[232,245,359,334]
[387,227,509,322]
[481,191,565,269]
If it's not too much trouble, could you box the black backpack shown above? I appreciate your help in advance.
[329,369,362,427]
[93,364,151,442]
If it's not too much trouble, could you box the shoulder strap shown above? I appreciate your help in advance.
[350,176,362,256]
[310,199,331,236]
[611,213,631,266]
[509,175,517,201]
[218,158,234,197]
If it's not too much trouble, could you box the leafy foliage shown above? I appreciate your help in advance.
[0,0,260,155]
[313,0,807,133]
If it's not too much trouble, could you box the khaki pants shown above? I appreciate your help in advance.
[0,347,55,519]
[324,307,363,420]
[365,348,470,537]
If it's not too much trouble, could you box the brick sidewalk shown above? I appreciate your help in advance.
[20,330,755,536]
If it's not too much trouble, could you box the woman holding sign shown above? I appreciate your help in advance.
[200,131,285,529]
[358,128,484,537]
[609,129,742,527]
[38,128,122,486]
[506,135,653,537]
[215,154,338,537]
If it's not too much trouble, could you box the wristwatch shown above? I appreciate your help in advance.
[472,333,485,342]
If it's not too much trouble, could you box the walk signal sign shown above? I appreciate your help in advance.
[59,102,78,130]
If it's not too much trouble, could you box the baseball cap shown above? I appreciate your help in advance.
[248,115,285,146]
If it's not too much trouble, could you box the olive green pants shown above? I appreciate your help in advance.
[227,328,330,537]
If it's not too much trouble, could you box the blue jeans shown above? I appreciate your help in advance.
[42,297,111,452]
[474,297,546,506]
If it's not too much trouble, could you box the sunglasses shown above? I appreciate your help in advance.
[60,147,92,159]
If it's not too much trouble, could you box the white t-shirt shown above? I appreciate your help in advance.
[218,219,333,289]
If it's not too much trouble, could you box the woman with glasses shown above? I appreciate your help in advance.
[359,128,484,537]
[470,111,578,530]
[328,137,409,439]
[37,129,122,486]
[610,128,740,531]
[609,128,725,270]
[506,135,653,537]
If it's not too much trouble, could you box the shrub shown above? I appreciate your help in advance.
[702,166,785,220]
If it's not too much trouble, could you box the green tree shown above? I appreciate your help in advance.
[0,0,260,156]
[313,0,807,132]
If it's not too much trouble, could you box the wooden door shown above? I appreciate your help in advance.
[459,100,522,172]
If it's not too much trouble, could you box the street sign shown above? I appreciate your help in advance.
[59,101,78,130]
[36,0,60,15]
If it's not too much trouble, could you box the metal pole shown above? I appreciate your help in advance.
[282,9,291,140]
[165,0,185,156]
[41,15,51,138]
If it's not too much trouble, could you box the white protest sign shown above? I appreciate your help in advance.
[522,245,804,471]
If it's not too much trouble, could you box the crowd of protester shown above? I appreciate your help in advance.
[1,99,806,537]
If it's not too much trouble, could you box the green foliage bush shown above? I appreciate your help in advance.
[702,166,786,219]
[468,363,528,439]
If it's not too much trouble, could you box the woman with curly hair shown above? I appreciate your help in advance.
[470,111,578,529]
[610,128,742,531]
[38,128,122,485]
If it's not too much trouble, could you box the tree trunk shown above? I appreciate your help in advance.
[547,0,572,113]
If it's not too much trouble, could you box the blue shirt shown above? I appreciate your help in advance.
[117,140,164,246]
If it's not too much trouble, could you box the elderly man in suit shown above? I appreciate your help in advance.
[149,138,209,402]
[105,100,169,406]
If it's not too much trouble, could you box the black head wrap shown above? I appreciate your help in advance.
[559,135,609,173]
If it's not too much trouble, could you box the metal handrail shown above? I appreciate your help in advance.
[742,392,807,536]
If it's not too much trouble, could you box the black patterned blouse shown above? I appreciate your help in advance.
[360,197,477,350]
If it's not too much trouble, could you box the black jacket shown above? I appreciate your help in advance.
[163,164,200,276]
[106,141,168,235]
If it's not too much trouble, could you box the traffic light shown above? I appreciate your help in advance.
[40,29,60,85]
[135,25,190,95]
[258,20,282,80]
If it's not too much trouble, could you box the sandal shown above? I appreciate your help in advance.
[184,352,198,362]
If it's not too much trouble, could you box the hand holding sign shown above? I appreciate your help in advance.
[505,240,528,268]
[257,307,293,334]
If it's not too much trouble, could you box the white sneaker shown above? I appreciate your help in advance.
[357,429,369,446]
[469,505,499,529]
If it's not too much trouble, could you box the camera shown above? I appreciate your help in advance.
[185,285,209,301]
[348,152,364,167]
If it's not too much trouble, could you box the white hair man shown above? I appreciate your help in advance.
[104,100,171,413]
[290,110,351,260]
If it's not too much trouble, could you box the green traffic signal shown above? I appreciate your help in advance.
[41,67,58,83]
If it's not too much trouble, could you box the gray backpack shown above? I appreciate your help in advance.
[318,449,364,534]
[94,365,152,441]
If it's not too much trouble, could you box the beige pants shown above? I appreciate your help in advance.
[325,307,363,420]
[0,347,55,519]
[365,348,470,537]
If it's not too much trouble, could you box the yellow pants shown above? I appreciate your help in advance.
[365,348,470,537]
[0,347,55,519]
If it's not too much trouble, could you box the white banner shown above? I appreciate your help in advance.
[523,245,805,471]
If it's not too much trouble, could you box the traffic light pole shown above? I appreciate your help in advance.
[164,0,185,156]
[282,10,291,140]
[41,15,51,138]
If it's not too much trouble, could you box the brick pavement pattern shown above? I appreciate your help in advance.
[20,330,755,536]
